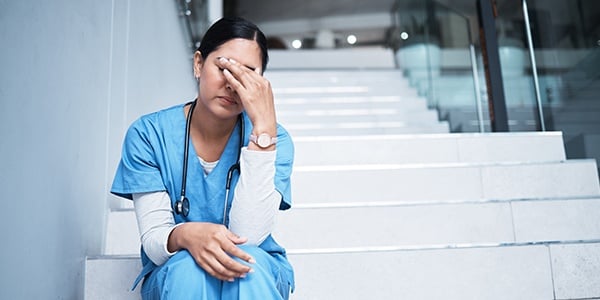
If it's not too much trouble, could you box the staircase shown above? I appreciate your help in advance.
[85,68,600,299]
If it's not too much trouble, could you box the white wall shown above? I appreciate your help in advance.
[0,0,194,298]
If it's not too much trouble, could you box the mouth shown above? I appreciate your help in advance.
[219,96,238,105]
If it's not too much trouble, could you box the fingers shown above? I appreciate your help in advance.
[218,57,263,91]
[184,223,255,282]
[197,244,254,282]
[217,56,276,133]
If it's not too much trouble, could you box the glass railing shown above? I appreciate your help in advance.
[391,0,487,132]
[391,0,599,170]
[176,0,210,50]
[496,0,599,165]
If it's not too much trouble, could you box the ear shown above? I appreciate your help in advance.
[193,51,204,79]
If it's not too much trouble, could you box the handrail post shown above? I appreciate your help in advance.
[522,0,546,131]
[477,0,509,132]
[469,44,485,133]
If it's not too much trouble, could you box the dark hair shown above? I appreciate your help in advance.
[197,17,269,71]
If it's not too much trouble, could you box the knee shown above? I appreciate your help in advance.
[159,250,217,289]
[237,244,271,266]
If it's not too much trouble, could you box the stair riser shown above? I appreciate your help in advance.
[274,199,600,250]
[85,258,141,300]
[105,198,600,256]
[293,133,566,166]
[288,243,600,300]
[286,124,450,136]
[280,114,440,125]
[275,98,427,110]
[85,243,600,300]
[292,161,600,203]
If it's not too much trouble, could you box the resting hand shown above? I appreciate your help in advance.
[168,222,255,282]
[217,57,276,135]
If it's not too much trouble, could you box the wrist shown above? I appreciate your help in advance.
[167,223,186,253]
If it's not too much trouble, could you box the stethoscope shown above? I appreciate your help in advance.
[174,99,244,225]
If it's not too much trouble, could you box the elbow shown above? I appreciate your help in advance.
[140,230,170,266]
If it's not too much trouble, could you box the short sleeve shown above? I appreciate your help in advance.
[111,118,167,200]
[274,125,294,210]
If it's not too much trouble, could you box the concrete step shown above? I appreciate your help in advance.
[277,107,440,124]
[273,197,600,252]
[275,99,435,112]
[274,198,600,250]
[292,132,566,166]
[288,242,600,300]
[292,160,600,204]
[268,48,396,69]
[85,256,141,300]
[273,85,419,98]
[106,197,600,256]
[86,242,600,300]
[266,70,408,84]
[285,122,450,136]
[275,95,426,107]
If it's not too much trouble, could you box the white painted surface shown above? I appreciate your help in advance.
[268,48,396,69]
[105,210,140,255]
[551,243,600,299]
[291,160,600,204]
[289,246,554,300]
[0,1,193,298]
[292,132,566,166]
[85,257,142,300]
[513,198,600,242]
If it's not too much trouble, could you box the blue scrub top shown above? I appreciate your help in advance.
[111,102,295,289]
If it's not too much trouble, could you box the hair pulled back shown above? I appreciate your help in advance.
[197,17,269,71]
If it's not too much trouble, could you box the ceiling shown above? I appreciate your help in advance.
[221,0,599,49]
[230,0,502,47]
[233,0,490,22]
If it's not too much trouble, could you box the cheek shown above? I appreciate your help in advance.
[200,70,226,89]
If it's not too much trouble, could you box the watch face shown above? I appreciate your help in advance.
[257,133,270,147]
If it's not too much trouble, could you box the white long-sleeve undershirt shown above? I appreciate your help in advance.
[132,147,280,266]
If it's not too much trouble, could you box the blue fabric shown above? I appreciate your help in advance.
[111,103,295,298]
[141,246,290,300]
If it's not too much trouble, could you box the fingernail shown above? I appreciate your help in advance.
[249,257,256,264]
[229,58,237,64]
[248,268,255,273]
[228,278,235,282]
[219,57,228,63]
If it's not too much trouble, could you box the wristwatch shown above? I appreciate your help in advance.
[250,133,277,148]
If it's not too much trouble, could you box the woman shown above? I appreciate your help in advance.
[111,17,294,299]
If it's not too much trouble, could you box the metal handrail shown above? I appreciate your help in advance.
[522,0,546,131]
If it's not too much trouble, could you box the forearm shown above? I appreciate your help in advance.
[229,147,280,245]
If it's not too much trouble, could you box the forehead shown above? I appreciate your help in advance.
[210,38,261,68]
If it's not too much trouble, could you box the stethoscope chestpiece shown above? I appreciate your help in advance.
[175,196,190,217]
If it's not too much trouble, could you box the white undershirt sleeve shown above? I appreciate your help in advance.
[132,192,179,266]
[229,147,281,246]
[132,147,279,265]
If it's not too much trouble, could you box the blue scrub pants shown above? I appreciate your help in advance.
[140,245,290,300]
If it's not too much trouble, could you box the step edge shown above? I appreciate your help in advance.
[87,239,600,261]
[109,195,600,213]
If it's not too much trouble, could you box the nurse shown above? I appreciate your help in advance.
[111,17,294,299]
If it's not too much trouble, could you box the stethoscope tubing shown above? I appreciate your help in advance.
[176,99,243,225]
